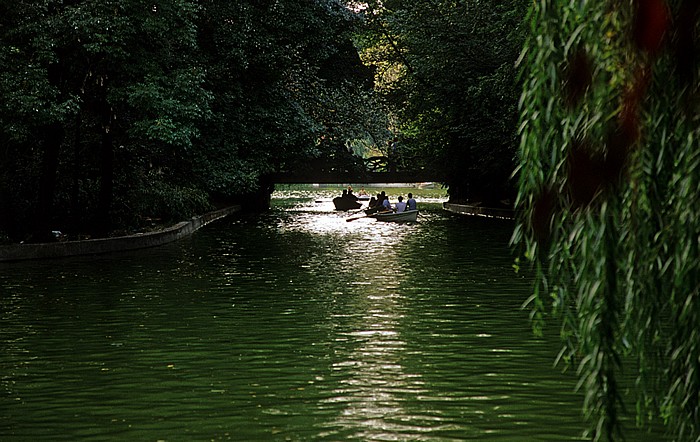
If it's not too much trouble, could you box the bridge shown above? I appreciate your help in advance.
[268,155,443,184]
[269,170,441,184]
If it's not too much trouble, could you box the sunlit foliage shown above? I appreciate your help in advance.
[514,0,700,440]
[356,0,529,204]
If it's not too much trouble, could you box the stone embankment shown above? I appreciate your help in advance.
[0,205,240,262]
[443,202,514,219]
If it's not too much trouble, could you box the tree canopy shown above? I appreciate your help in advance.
[0,0,379,241]
[355,0,529,205]
[4,0,699,439]
[0,0,529,242]
[514,0,700,440]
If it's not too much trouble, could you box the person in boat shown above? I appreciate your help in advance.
[395,196,407,213]
[406,193,417,211]
[359,187,368,196]
[370,192,383,208]
[381,194,392,212]
[379,191,387,205]
[340,188,357,201]
[367,193,382,212]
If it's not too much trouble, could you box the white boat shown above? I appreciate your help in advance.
[372,210,419,222]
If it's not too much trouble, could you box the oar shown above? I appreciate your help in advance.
[346,212,371,222]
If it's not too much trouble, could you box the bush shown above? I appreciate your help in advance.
[130,178,212,224]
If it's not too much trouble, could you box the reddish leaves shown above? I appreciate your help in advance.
[567,139,606,208]
[566,117,639,210]
[563,49,593,107]
[633,0,670,54]
[603,67,648,184]
[531,187,557,244]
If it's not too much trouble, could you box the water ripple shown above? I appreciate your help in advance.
[0,190,664,441]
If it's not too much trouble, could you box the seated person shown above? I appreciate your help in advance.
[381,196,392,212]
[395,196,407,213]
[406,193,417,211]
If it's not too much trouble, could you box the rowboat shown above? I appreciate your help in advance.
[372,209,418,222]
[333,197,362,211]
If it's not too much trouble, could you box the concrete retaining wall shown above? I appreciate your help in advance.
[443,202,515,220]
[0,205,241,262]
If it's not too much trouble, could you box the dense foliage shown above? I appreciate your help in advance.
[514,0,700,440]
[355,0,529,205]
[0,0,530,242]
[7,0,697,439]
[0,0,376,241]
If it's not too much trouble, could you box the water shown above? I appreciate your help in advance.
[0,189,664,441]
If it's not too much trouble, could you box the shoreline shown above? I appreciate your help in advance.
[442,202,515,220]
[0,205,241,263]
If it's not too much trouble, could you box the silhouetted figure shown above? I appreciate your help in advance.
[407,193,417,211]
[395,196,407,213]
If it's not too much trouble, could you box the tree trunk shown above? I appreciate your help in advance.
[95,125,114,236]
[70,113,82,232]
[32,122,64,242]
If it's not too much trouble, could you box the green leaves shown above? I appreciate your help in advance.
[195,0,380,196]
[515,0,700,440]
[127,70,211,149]
[1,0,379,238]
[357,0,529,204]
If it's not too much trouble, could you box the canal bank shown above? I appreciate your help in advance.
[0,205,241,262]
[443,202,515,219]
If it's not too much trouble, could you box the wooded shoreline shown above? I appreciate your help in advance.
[0,205,240,262]
[443,202,515,220]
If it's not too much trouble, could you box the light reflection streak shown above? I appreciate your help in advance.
[2,187,628,441]
[327,268,430,439]
[273,190,439,439]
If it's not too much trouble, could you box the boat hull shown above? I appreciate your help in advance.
[333,197,362,211]
[372,210,418,222]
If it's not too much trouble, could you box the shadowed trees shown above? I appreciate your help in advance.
[0,0,377,241]
[355,0,529,205]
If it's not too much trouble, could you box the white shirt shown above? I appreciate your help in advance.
[395,201,407,213]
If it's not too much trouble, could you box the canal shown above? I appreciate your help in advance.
[0,188,663,441]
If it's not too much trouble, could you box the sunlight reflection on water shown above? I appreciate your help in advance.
[0,188,665,441]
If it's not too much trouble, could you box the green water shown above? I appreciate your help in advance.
[0,189,664,441]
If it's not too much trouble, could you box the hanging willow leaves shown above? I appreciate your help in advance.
[514,0,700,440]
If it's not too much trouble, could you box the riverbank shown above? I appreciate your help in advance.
[443,202,515,219]
[0,205,241,262]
